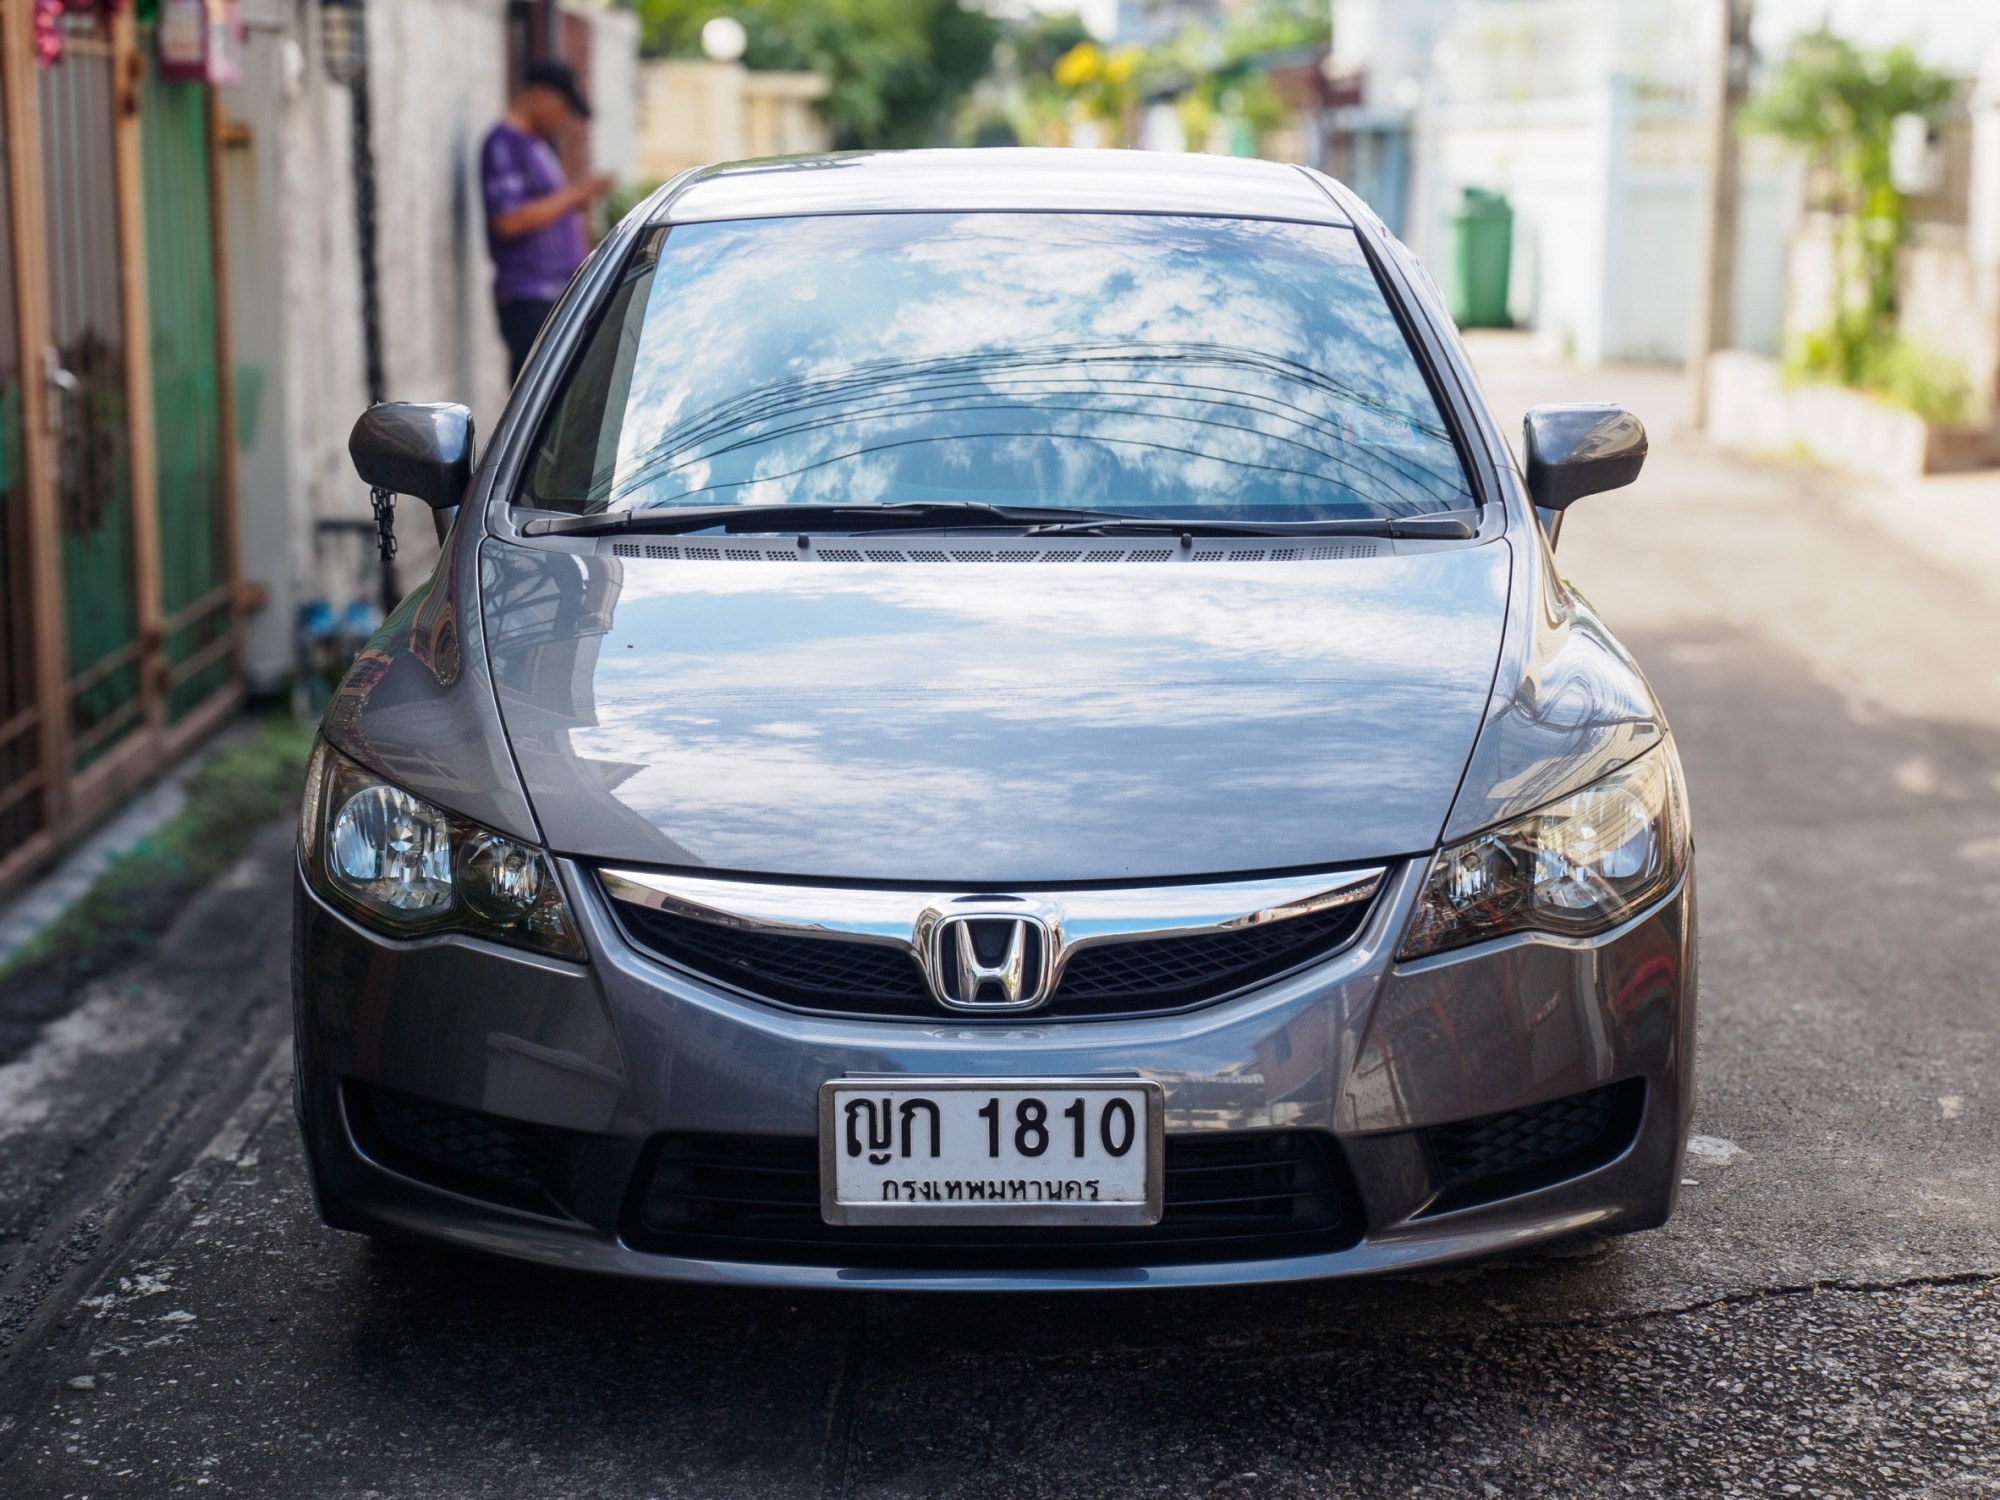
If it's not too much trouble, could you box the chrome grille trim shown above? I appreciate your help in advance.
[598,866,1387,1012]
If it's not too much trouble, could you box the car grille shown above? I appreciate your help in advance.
[619,912,935,1015]
[1058,905,1367,1005]
[625,1130,1363,1268]
[609,897,1374,1020]
[1423,1080,1644,1212]
[346,1082,561,1213]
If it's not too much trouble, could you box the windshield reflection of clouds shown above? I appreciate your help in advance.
[599,214,1470,520]
[507,547,1507,877]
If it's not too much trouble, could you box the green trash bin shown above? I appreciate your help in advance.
[1448,187,1513,329]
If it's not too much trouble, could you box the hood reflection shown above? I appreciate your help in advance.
[482,543,1514,883]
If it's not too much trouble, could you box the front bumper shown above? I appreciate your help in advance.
[291,853,1697,1290]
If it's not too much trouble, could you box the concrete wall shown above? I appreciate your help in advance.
[583,2,640,186]
[222,0,635,692]
[225,0,378,691]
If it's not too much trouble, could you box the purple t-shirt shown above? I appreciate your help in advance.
[481,121,588,303]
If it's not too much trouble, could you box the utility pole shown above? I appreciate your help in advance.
[1688,0,1751,430]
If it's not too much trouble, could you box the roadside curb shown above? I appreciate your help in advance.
[0,719,257,971]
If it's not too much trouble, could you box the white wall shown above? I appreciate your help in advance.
[224,0,375,688]
[367,0,512,429]
[582,1,641,185]
[223,0,638,689]
[1416,95,1607,358]
[1407,0,1787,366]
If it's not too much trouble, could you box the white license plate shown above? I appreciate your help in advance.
[818,1077,1164,1227]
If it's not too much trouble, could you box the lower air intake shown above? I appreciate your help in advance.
[1422,1079,1645,1212]
[346,1082,561,1213]
[626,1130,1363,1268]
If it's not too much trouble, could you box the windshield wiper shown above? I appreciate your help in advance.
[1023,515,1478,540]
[520,502,1144,539]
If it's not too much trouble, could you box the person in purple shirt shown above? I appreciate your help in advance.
[481,62,612,381]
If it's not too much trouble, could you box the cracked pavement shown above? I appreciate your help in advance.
[0,341,1997,1497]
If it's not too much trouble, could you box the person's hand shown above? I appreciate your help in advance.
[580,173,614,202]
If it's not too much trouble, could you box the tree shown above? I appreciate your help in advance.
[1742,29,1961,417]
[1034,0,1327,153]
[635,1,1001,150]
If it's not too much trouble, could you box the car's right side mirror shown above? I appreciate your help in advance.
[1522,404,1647,511]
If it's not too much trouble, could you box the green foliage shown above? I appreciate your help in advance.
[1030,0,1327,153]
[1743,29,1961,419]
[1786,332,1974,427]
[1741,30,1953,188]
[634,0,1001,149]
[0,715,318,995]
[1869,340,1974,427]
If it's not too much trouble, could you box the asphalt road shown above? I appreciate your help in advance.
[1,343,1997,1498]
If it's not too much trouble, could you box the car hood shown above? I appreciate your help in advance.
[481,539,1512,884]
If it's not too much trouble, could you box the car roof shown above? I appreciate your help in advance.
[657,148,1353,227]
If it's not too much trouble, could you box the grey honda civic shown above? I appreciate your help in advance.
[295,149,1694,1289]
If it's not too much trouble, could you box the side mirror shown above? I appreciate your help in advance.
[348,402,474,511]
[1522,404,1646,510]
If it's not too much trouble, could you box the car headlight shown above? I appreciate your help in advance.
[1399,743,1689,960]
[299,740,583,961]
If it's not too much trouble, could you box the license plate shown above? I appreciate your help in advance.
[818,1077,1164,1227]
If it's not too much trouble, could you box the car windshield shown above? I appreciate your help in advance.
[522,212,1474,523]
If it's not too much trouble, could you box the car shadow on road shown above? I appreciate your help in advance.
[322,1221,1980,1499]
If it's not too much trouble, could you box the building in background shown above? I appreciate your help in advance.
[1320,0,1452,237]
[1328,0,2000,408]
[1328,0,1788,368]
[218,0,637,702]
[634,57,828,183]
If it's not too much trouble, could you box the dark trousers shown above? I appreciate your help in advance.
[497,298,556,383]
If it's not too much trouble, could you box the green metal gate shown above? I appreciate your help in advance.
[0,2,241,896]
[40,23,141,772]
[140,56,230,722]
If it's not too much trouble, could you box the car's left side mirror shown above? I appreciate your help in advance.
[1522,404,1647,511]
[348,401,474,511]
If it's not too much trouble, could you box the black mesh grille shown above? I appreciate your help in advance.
[1423,1080,1644,1211]
[614,908,936,1015]
[347,1083,560,1212]
[626,1130,1362,1268]
[609,890,1374,1021]
[1058,903,1370,1008]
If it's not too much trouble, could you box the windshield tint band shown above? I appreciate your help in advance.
[518,213,1476,525]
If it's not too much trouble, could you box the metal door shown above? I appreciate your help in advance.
[0,1,242,898]
[39,13,142,771]
[141,56,231,722]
